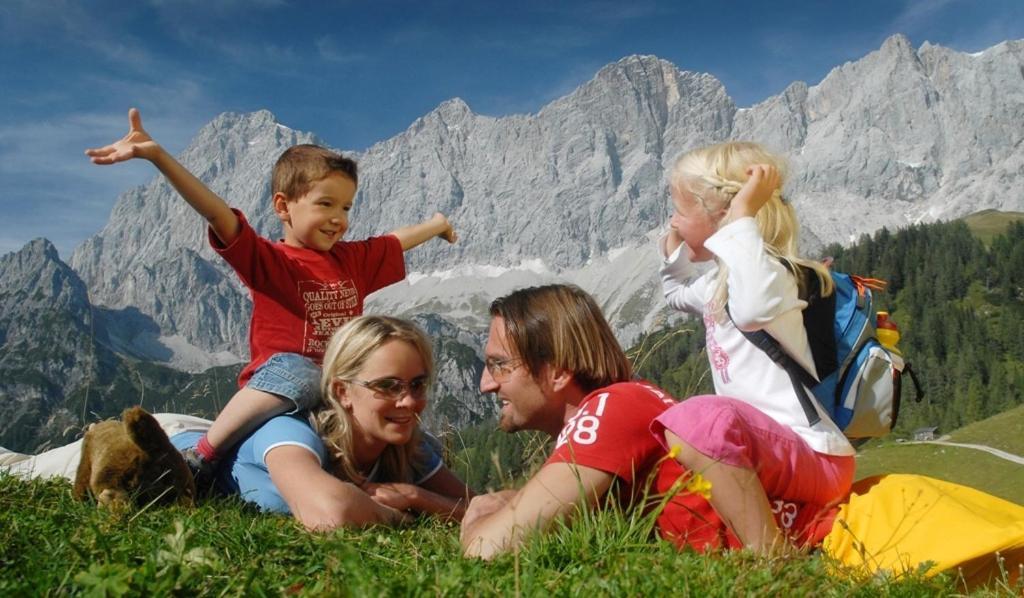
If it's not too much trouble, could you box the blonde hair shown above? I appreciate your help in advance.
[489,284,632,392]
[311,315,433,484]
[668,141,833,317]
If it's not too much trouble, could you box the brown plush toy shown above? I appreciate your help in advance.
[73,406,196,507]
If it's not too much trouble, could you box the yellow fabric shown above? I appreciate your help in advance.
[823,474,1024,589]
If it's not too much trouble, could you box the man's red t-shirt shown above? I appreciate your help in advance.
[545,381,836,551]
[211,210,405,386]
[547,381,676,488]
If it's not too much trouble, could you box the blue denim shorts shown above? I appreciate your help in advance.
[247,353,322,413]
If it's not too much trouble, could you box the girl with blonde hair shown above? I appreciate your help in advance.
[653,142,855,553]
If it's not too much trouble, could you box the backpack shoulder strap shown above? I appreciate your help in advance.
[800,268,838,380]
[726,308,823,426]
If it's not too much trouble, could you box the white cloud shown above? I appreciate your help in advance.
[198,38,301,69]
[475,25,595,55]
[537,0,663,23]
[920,13,1022,53]
[0,103,212,259]
[0,1,231,258]
[139,0,338,74]
[149,0,286,8]
[0,113,146,180]
[891,0,960,33]
[315,36,366,64]
[0,0,157,71]
[0,112,150,257]
[887,0,1022,52]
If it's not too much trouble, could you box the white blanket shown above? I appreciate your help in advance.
[0,413,212,481]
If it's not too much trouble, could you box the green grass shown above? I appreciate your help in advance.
[963,209,1024,245]
[2,475,1019,596]
[949,404,1024,455]
[5,406,1023,596]
[855,405,1024,505]
[854,443,1024,505]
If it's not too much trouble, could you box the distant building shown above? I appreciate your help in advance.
[913,426,939,441]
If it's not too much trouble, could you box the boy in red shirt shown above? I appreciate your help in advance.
[87,109,456,486]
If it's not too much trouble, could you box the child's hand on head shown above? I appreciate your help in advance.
[726,164,781,223]
[85,108,161,164]
[433,212,457,244]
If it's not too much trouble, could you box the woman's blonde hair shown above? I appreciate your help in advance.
[669,141,833,317]
[311,315,434,484]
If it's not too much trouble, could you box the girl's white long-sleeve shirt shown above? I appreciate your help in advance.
[659,217,855,456]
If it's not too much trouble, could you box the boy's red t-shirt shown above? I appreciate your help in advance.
[211,210,405,386]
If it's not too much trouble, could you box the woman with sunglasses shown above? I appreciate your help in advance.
[171,314,472,529]
[280,313,471,528]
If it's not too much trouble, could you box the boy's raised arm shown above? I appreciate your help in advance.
[86,108,240,246]
[388,213,457,251]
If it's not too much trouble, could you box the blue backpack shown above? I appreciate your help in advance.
[735,268,924,441]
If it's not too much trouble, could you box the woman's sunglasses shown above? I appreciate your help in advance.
[342,375,429,401]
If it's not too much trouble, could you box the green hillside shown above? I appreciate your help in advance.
[853,443,1024,505]
[853,405,1024,505]
[0,358,240,453]
[963,209,1024,245]
[950,403,1024,455]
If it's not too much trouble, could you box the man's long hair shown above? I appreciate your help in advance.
[489,284,632,393]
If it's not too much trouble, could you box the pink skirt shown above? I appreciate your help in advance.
[651,395,854,506]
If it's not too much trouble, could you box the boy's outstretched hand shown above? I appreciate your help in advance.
[84,108,240,244]
[85,108,160,164]
[726,164,781,222]
[432,212,457,244]
[390,212,458,251]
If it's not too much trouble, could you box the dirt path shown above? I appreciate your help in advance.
[907,439,1024,465]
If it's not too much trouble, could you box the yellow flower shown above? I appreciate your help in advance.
[667,445,681,460]
[684,472,712,500]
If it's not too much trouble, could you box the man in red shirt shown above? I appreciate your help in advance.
[460,283,835,558]
[460,285,729,557]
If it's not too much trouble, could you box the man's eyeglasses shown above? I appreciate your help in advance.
[343,376,429,401]
[484,357,523,381]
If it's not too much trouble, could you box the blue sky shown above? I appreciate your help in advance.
[1,0,1022,260]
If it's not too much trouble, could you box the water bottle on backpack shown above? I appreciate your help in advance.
[876,311,901,354]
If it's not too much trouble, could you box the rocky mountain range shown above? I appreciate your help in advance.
[0,237,486,451]
[2,34,1022,451]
